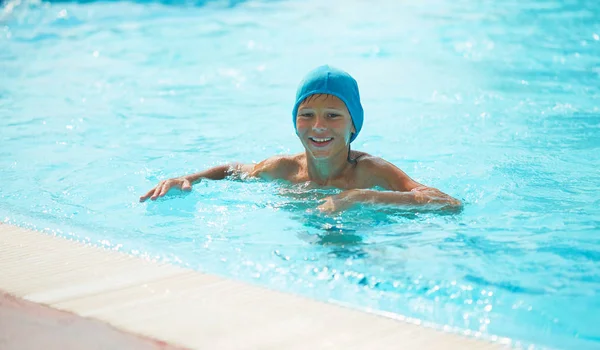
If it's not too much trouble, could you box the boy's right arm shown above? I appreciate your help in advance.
[139,163,243,202]
[139,158,287,202]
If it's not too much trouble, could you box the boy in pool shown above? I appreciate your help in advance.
[139,65,462,213]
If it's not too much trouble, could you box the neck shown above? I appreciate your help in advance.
[305,147,350,185]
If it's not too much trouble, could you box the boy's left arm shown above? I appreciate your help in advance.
[317,158,462,213]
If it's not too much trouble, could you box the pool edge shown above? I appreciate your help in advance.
[0,222,509,349]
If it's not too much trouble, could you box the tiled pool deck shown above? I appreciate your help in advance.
[0,222,509,349]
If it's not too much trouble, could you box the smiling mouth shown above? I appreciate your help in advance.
[309,137,333,147]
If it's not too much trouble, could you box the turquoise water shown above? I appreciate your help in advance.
[1,0,599,348]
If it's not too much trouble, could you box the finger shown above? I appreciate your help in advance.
[318,207,334,214]
[158,182,171,197]
[316,201,333,213]
[150,184,164,200]
[181,179,192,191]
[139,187,156,202]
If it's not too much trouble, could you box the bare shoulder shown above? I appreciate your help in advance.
[251,154,302,180]
[353,152,422,191]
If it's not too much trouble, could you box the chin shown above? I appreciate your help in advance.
[306,150,328,159]
[304,146,331,159]
[312,154,331,160]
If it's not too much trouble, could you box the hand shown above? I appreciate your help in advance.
[411,186,462,207]
[139,177,193,202]
[317,189,362,214]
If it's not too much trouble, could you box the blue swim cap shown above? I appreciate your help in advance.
[292,65,364,143]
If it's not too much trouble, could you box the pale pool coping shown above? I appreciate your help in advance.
[0,222,511,349]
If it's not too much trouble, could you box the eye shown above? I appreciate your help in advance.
[299,112,314,118]
[327,113,341,118]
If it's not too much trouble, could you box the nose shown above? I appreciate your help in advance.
[312,114,327,132]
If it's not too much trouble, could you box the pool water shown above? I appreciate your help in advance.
[1,0,599,348]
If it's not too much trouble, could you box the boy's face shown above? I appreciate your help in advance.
[295,94,356,159]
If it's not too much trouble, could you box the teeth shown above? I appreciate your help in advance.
[311,137,332,142]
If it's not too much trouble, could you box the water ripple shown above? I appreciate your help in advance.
[2,0,600,349]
